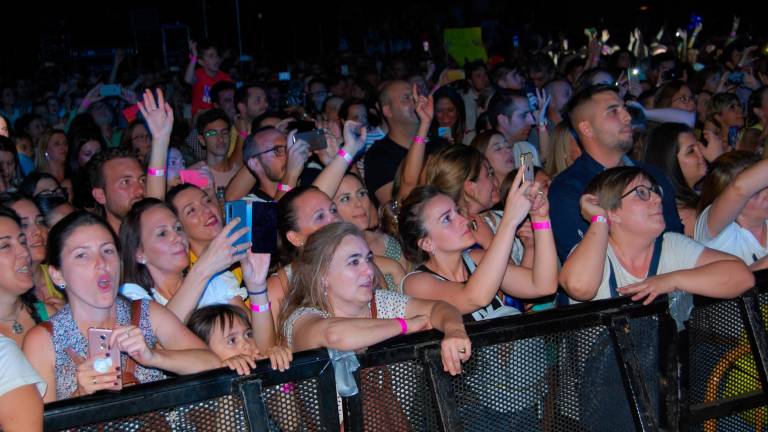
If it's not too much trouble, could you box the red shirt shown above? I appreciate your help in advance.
[192,68,232,116]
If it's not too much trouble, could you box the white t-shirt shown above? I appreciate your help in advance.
[694,204,768,265]
[573,232,705,303]
[0,334,46,397]
[120,270,246,308]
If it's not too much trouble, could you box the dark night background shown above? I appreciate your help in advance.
[0,1,761,80]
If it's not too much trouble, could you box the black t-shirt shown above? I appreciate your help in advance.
[363,135,446,205]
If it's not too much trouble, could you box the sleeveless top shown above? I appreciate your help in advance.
[48,297,164,400]
[402,252,519,322]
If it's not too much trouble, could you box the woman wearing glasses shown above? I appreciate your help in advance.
[560,166,753,304]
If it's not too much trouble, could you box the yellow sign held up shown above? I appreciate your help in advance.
[444,27,488,66]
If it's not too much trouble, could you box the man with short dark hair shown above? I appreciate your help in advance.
[548,85,682,262]
[487,89,540,165]
[89,148,146,233]
[189,109,241,193]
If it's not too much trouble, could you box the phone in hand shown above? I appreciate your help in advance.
[88,328,122,391]
[438,126,451,138]
[295,129,328,151]
[100,84,122,98]
[520,152,535,183]
[179,170,210,189]
[726,72,744,86]
[225,199,277,254]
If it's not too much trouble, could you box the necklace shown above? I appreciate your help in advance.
[0,301,23,335]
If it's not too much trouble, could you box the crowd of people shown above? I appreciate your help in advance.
[1,12,767,430]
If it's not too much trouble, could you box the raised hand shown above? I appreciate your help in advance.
[579,193,606,222]
[240,251,271,289]
[534,88,551,125]
[285,129,311,179]
[502,167,534,228]
[110,325,154,365]
[137,89,174,140]
[341,120,366,157]
[196,218,251,277]
[414,83,434,125]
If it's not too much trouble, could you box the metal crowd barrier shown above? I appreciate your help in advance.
[42,270,768,431]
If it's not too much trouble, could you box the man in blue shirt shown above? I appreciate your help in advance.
[549,85,682,262]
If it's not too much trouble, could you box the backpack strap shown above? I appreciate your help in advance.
[122,301,143,387]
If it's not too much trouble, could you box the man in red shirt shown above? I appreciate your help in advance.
[184,40,232,116]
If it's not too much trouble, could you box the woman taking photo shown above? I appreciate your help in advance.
[22,211,222,402]
[560,166,753,303]
[399,168,558,320]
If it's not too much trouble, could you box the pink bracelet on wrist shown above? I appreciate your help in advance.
[591,215,609,225]
[249,302,271,313]
[238,129,248,139]
[531,220,551,231]
[277,183,292,192]
[147,168,165,177]
[395,318,408,335]
[338,148,353,164]
[413,135,427,145]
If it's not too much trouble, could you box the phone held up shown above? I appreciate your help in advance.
[520,152,535,183]
[88,328,122,391]
[225,198,278,254]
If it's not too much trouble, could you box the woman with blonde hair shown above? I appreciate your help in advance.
[544,122,581,177]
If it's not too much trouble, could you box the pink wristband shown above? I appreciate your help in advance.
[395,318,408,335]
[189,54,198,62]
[239,129,248,139]
[338,148,353,164]
[591,215,609,225]
[147,168,165,177]
[249,302,271,313]
[413,135,426,145]
[531,220,551,231]
[277,183,292,192]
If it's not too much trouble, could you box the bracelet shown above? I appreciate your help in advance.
[277,183,292,192]
[413,135,427,145]
[338,148,353,164]
[247,287,268,296]
[250,302,271,313]
[395,317,408,335]
[591,215,609,225]
[531,220,551,231]
[239,129,248,139]
[147,168,165,177]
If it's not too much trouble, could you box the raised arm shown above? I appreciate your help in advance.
[559,194,610,301]
[397,84,433,201]
[138,89,174,200]
[705,158,768,238]
[224,165,257,201]
[184,40,198,86]
[240,251,278,352]
[312,120,365,198]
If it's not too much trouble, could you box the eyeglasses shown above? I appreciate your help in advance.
[203,128,231,138]
[251,145,287,158]
[620,184,664,201]
[35,187,67,198]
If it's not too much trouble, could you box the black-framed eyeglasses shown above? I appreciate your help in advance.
[251,145,287,158]
[620,184,663,201]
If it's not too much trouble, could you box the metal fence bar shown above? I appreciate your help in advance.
[234,378,271,432]
[422,347,463,432]
[608,315,660,432]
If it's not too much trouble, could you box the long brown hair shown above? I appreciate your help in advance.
[277,222,366,344]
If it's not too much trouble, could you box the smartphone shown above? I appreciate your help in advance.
[295,129,328,151]
[224,200,252,250]
[340,65,349,76]
[286,120,315,133]
[628,67,640,84]
[438,126,451,138]
[100,84,121,98]
[520,152,534,183]
[88,328,122,391]
[225,200,277,254]
[250,201,277,254]
[446,69,466,82]
[278,71,291,81]
[179,170,210,189]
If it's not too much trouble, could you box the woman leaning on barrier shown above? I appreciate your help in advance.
[560,166,754,304]
[22,211,222,402]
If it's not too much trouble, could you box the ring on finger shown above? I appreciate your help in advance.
[92,377,98,385]
[458,347,467,354]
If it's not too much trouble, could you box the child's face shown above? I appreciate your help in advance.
[208,318,259,361]
[199,48,221,73]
